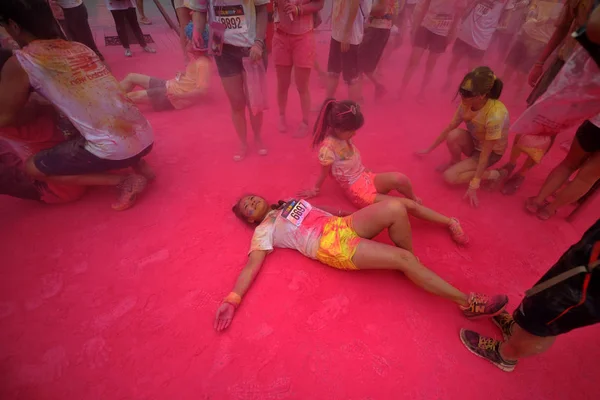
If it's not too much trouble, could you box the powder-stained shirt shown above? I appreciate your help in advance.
[15,40,154,160]
[166,57,210,109]
[557,0,594,60]
[274,0,314,35]
[368,0,402,30]
[249,203,333,258]
[192,0,271,48]
[318,136,367,188]
[458,0,509,50]
[521,0,563,44]
[420,0,465,37]
[451,99,510,155]
[331,0,373,45]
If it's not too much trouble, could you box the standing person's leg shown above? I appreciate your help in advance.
[399,45,426,94]
[325,38,343,98]
[110,9,131,53]
[291,31,315,137]
[125,7,154,51]
[358,27,390,99]
[176,6,193,61]
[64,4,104,60]
[417,31,449,97]
[136,0,151,24]
[342,44,361,102]
[460,219,600,372]
[273,30,293,133]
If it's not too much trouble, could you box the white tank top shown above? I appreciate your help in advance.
[422,0,462,37]
[458,0,508,50]
[15,40,153,160]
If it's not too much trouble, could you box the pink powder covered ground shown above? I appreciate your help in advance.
[1,3,599,399]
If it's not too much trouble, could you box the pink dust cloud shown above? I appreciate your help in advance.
[1,14,599,400]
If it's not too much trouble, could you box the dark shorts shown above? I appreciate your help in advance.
[526,57,566,106]
[33,136,153,176]
[327,38,360,84]
[413,26,449,54]
[505,38,546,74]
[513,219,600,337]
[471,149,503,167]
[214,43,268,78]
[147,77,174,111]
[358,27,391,74]
[576,120,600,153]
[452,38,486,61]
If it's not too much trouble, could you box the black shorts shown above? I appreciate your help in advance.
[452,38,486,61]
[413,26,449,54]
[505,38,545,74]
[358,27,391,74]
[327,38,360,84]
[576,120,600,153]
[513,219,600,337]
[214,43,268,78]
[33,136,153,176]
[147,77,174,111]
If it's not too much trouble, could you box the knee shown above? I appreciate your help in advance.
[384,199,408,218]
[446,129,463,145]
[392,172,411,187]
[443,169,459,185]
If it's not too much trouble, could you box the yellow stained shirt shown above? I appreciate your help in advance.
[451,99,510,155]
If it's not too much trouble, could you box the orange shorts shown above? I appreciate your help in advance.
[316,216,361,270]
[345,171,378,208]
[272,29,316,69]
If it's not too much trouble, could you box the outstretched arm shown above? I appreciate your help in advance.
[298,164,331,198]
[214,250,267,331]
[416,117,462,155]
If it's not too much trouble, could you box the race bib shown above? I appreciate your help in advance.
[432,14,453,29]
[214,5,247,33]
[474,1,494,16]
[281,200,313,227]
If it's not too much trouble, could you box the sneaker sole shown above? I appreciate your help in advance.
[459,330,515,372]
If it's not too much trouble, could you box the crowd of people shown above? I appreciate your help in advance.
[1,0,599,375]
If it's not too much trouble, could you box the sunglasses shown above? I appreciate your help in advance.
[459,88,477,98]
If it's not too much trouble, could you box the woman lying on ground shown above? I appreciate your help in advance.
[416,67,509,208]
[299,99,468,245]
[213,194,509,331]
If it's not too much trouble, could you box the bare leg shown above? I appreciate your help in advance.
[350,199,414,252]
[399,46,425,93]
[220,74,248,160]
[294,66,312,134]
[120,73,152,92]
[531,138,589,206]
[26,159,126,186]
[418,52,441,95]
[444,52,463,89]
[499,324,556,361]
[373,172,419,202]
[126,90,151,105]
[438,128,473,172]
[544,152,600,214]
[348,78,362,103]
[176,7,192,61]
[325,72,340,99]
[376,196,452,226]
[249,110,266,154]
[351,240,469,306]
[276,65,293,132]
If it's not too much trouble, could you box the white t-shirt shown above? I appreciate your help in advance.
[15,40,154,160]
[105,0,135,11]
[318,136,366,189]
[56,0,83,8]
[331,0,373,45]
[521,0,563,44]
[458,0,508,50]
[194,0,270,48]
[249,201,333,258]
[421,0,462,37]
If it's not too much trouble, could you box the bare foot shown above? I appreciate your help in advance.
[233,143,248,162]
[255,139,268,156]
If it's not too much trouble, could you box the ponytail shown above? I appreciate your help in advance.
[312,98,337,148]
[488,77,503,100]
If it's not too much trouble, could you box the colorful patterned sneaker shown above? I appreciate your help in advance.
[461,292,508,319]
[448,218,469,246]
[112,174,147,211]
[492,310,515,340]
[459,329,517,372]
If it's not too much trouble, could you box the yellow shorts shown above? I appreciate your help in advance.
[316,216,361,270]
[516,134,553,164]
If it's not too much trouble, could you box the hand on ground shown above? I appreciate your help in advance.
[214,302,235,332]
[414,149,430,158]
[463,188,479,208]
[297,188,319,198]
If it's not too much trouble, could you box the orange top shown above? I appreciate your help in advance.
[166,57,210,109]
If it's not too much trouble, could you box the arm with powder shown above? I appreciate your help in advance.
[214,250,268,332]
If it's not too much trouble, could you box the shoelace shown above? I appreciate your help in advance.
[477,336,499,352]
[469,293,489,310]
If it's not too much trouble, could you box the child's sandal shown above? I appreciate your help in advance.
[536,205,556,221]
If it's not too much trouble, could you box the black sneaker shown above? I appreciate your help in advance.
[459,329,517,372]
[492,310,515,340]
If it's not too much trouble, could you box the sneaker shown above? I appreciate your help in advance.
[459,329,517,372]
[124,48,133,57]
[461,292,508,319]
[143,46,156,54]
[492,310,515,340]
[448,218,469,246]
[293,121,309,138]
[112,174,148,211]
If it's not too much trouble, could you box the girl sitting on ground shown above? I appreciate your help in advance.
[120,25,210,111]
[416,67,509,208]
[213,194,509,332]
[298,99,468,245]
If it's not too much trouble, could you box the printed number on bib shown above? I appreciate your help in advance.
[433,14,452,29]
[282,200,313,226]
[474,1,494,16]
[215,5,247,33]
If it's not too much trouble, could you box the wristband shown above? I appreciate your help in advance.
[469,178,481,190]
[223,292,242,308]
